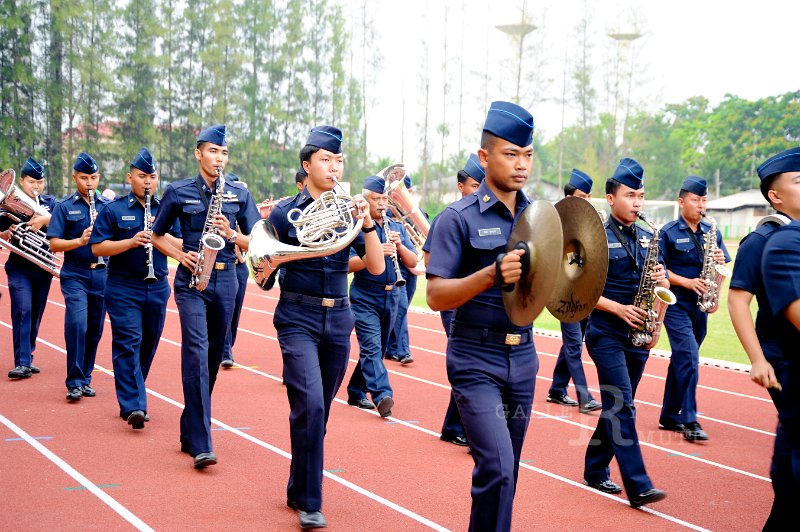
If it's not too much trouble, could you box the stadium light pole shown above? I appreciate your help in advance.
[496,16,537,104]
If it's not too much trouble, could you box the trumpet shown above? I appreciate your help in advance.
[379,208,406,287]
[87,187,107,269]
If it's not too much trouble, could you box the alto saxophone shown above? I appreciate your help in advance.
[190,167,227,291]
[629,212,677,349]
[697,213,731,313]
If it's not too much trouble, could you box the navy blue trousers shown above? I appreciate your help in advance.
[223,261,250,362]
[584,319,653,497]
[60,266,107,389]
[106,276,169,418]
[549,319,595,404]
[274,298,353,513]
[347,282,397,405]
[386,274,416,357]
[6,262,52,368]
[661,304,707,425]
[439,309,465,439]
[447,331,538,532]
[173,266,236,456]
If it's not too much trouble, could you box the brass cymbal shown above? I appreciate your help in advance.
[503,200,563,327]
[546,196,608,323]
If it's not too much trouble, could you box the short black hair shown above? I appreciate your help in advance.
[760,174,778,206]
[605,178,622,195]
[295,170,307,184]
[457,169,470,184]
[299,144,321,167]
[678,189,690,199]
[480,130,498,150]
[564,183,578,197]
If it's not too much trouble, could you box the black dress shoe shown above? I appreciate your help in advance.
[585,479,623,494]
[221,358,234,368]
[144,414,150,422]
[66,387,82,402]
[384,354,401,362]
[298,510,327,529]
[682,421,709,441]
[126,410,146,430]
[579,399,602,413]
[287,498,298,510]
[546,393,578,406]
[377,396,394,418]
[629,488,666,508]
[399,355,414,365]
[440,434,469,446]
[347,397,375,410]
[81,385,96,397]
[658,421,685,432]
[29,364,40,374]
[193,452,217,469]
[8,366,32,379]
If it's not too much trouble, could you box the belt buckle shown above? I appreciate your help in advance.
[505,333,522,346]
[214,262,226,270]
[384,285,393,291]
[321,298,335,308]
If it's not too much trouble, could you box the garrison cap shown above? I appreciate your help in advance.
[73,152,99,174]
[21,157,44,180]
[306,125,343,154]
[482,101,534,147]
[197,124,227,146]
[568,168,593,194]
[680,176,707,196]
[130,147,157,174]
[462,153,486,182]
[610,157,644,190]
[757,147,800,181]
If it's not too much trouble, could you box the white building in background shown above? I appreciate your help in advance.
[706,189,771,240]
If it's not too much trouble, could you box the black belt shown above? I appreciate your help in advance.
[449,324,532,346]
[213,262,236,271]
[280,290,350,308]
[353,276,396,292]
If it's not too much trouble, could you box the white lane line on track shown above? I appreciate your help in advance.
[6,327,449,532]
[0,381,152,530]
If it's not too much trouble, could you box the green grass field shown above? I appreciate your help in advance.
[410,245,753,366]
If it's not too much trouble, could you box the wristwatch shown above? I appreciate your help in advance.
[362,225,376,234]
[228,231,238,243]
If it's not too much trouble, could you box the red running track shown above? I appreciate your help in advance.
[0,253,775,530]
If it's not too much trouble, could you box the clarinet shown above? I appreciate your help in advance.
[143,188,157,284]
[379,209,406,287]
[87,187,107,269]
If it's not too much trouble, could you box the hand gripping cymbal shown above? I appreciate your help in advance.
[502,200,563,327]
[546,196,608,323]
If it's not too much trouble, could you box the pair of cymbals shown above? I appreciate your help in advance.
[503,197,608,326]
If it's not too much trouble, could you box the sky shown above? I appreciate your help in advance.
[344,0,800,170]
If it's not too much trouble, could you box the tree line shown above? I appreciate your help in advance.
[0,0,369,200]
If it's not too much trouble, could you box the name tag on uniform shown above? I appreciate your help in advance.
[121,215,136,221]
[478,228,501,237]
[68,210,82,215]
[608,242,622,248]
[184,199,201,204]
[676,237,691,243]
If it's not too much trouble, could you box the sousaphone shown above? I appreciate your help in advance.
[546,196,608,323]
[502,200,563,327]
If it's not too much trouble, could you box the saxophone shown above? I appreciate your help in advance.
[190,167,227,291]
[697,213,731,313]
[629,212,677,349]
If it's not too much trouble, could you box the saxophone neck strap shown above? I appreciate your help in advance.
[608,221,640,269]
[193,175,215,211]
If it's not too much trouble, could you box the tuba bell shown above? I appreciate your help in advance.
[248,190,363,289]
[0,169,62,277]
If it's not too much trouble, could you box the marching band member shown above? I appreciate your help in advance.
[545,169,602,413]
[3,157,56,380]
[385,174,420,366]
[734,146,800,528]
[658,177,730,441]
[268,126,383,529]
[90,148,181,430]
[47,152,109,402]
[424,153,485,448]
[151,125,260,468]
[346,175,417,415]
[221,173,249,369]
[426,101,538,530]
[582,158,667,507]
